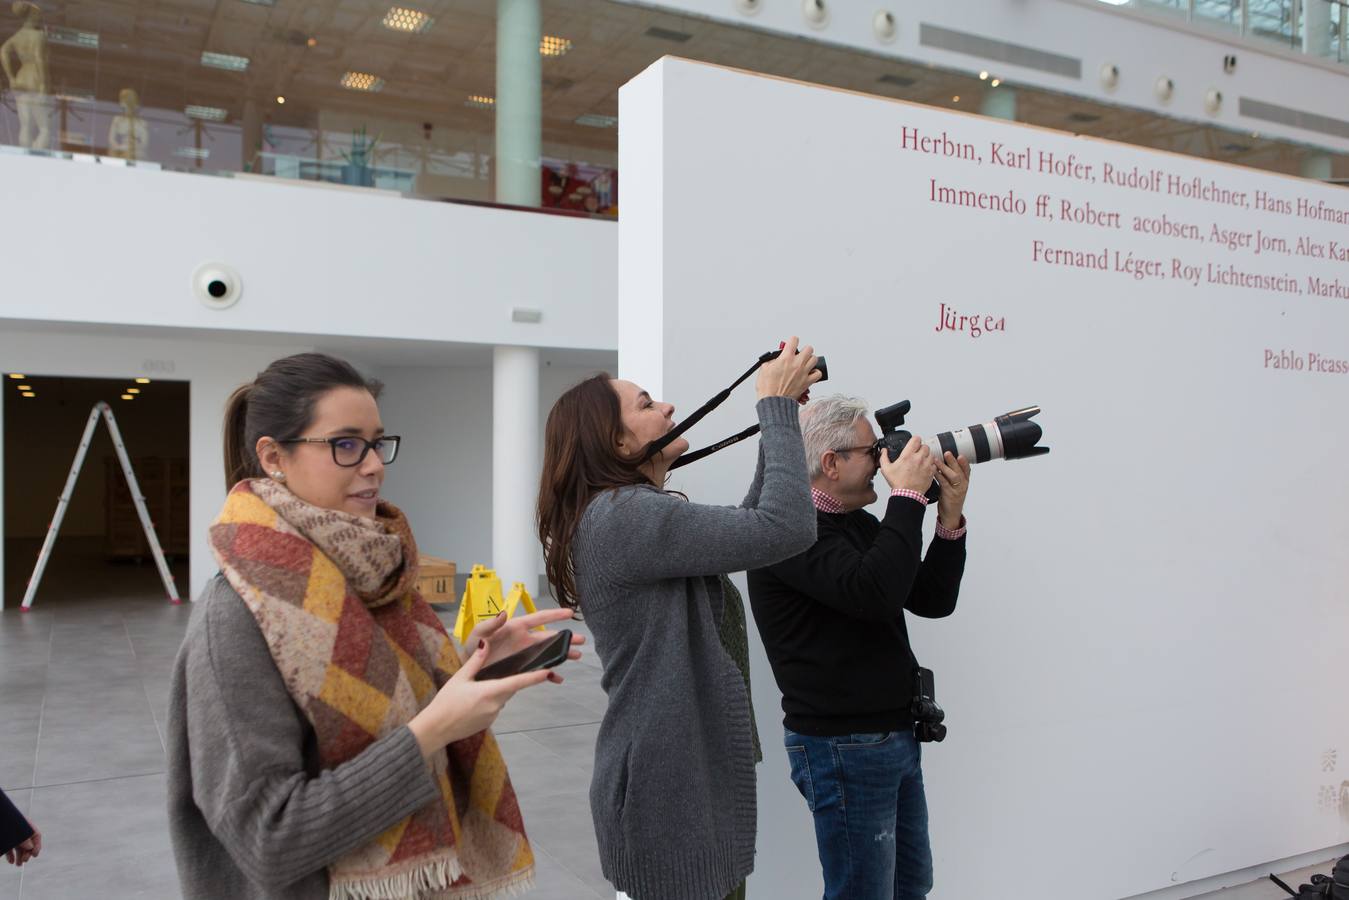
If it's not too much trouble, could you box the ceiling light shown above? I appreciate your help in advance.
[127,388,141,394]
[16,384,32,391]
[340,71,385,92]
[979,71,989,80]
[121,394,134,400]
[540,35,572,57]
[47,27,99,49]
[136,378,152,384]
[22,392,35,398]
[185,105,227,121]
[466,94,495,109]
[952,95,960,102]
[201,51,250,71]
[307,37,318,47]
[8,374,24,379]
[276,95,286,104]
[575,113,618,128]
[990,78,1001,87]
[382,6,433,33]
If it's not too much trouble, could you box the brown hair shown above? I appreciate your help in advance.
[537,374,653,609]
[223,353,383,490]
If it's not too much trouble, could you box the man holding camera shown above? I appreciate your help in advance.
[747,394,969,900]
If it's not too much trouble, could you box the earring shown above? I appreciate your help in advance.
[272,471,286,481]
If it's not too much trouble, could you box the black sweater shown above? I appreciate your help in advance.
[747,495,966,736]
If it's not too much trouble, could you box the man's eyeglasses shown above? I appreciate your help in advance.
[833,442,881,464]
[277,435,401,467]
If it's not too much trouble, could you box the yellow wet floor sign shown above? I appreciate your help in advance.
[453,564,543,644]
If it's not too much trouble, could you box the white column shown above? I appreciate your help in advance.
[1301,152,1333,181]
[981,87,1017,121]
[1303,0,1333,58]
[492,345,540,595]
[495,0,541,206]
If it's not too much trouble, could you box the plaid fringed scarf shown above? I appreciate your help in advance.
[209,479,535,900]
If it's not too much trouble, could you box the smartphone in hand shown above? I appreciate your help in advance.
[475,629,572,681]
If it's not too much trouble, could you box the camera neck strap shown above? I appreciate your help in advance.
[642,351,778,471]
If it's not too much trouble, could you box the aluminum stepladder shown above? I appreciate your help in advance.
[20,401,180,610]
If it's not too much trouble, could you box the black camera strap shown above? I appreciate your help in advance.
[643,351,776,471]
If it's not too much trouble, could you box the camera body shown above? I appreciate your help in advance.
[911,666,947,743]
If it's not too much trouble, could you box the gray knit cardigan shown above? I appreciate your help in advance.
[574,396,817,900]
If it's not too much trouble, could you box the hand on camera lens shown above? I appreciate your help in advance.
[755,336,822,400]
[880,435,937,494]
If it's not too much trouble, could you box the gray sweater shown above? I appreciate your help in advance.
[166,576,441,899]
[574,396,816,900]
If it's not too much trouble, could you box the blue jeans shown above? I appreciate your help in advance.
[784,727,932,900]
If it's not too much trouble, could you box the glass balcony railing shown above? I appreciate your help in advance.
[0,0,1342,211]
[1116,0,1348,61]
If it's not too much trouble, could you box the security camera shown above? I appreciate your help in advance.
[1155,76,1174,101]
[1204,88,1223,113]
[1100,63,1119,89]
[802,0,829,27]
[193,263,242,310]
[873,10,897,42]
[1222,54,1237,73]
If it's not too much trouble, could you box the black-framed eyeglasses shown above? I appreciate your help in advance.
[833,443,881,463]
[277,435,401,467]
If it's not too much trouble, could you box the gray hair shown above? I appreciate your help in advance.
[800,394,870,479]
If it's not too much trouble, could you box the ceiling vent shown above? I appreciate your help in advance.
[919,24,1081,79]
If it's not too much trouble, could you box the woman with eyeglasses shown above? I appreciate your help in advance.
[167,352,580,900]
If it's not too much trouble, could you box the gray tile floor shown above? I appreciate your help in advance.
[0,540,1339,900]
[0,540,609,900]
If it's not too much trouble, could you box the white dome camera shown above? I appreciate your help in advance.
[873,10,898,42]
[1154,76,1174,101]
[802,0,829,28]
[1204,88,1223,113]
[193,263,242,310]
[1100,63,1119,89]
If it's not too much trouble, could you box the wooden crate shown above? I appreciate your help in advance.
[417,556,457,605]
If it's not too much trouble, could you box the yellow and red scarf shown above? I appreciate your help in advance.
[210,479,535,900]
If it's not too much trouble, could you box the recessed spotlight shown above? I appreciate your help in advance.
[990,78,1001,87]
[382,6,433,33]
[16,384,32,391]
[540,35,572,57]
[307,37,318,47]
[185,105,228,121]
[979,71,989,80]
[340,71,385,92]
[127,388,141,394]
[135,378,152,384]
[201,51,250,71]
[952,95,960,102]
[466,94,495,109]
[9,374,26,379]
[22,392,36,398]
[276,95,286,104]
[121,394,134,400]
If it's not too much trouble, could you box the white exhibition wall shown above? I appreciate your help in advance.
[619,58,1349,899]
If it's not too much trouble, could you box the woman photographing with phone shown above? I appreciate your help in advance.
[167,352,581,900]
[537,338,823,900]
